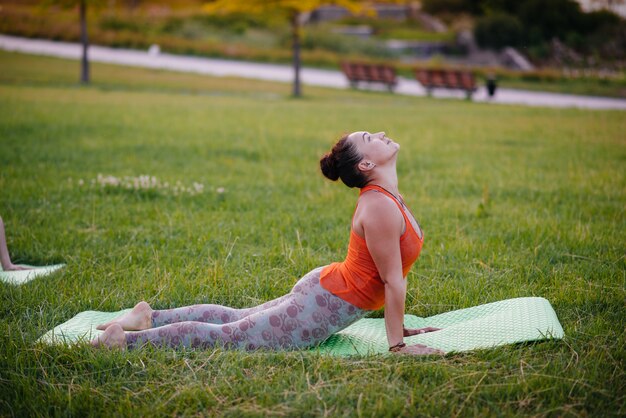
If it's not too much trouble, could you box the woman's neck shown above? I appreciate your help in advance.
[368,170,399,196]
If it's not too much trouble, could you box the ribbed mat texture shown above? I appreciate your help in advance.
[316,297,563,355]
[39,297,563,355]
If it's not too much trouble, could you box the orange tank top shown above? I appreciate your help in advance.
[319,185,424,310]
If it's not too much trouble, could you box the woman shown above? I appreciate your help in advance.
[93,131,442,355]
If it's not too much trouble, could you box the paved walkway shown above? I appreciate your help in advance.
[1,34,625,111]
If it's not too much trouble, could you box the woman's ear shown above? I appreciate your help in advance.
[357,160,376,172]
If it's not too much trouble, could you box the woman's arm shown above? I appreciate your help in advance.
[359,194,443,356]
[359,194,406,348]
[0,216,27,271]
[0,216,13,270]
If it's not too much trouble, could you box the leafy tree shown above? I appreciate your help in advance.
[517,0,585,41]
[479,0,518,15]
[43,0,103,84]
[474,13,522,50]
[421,0,481,15]
[203,0,398,97]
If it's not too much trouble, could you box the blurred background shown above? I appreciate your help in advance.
[1,0,624,98]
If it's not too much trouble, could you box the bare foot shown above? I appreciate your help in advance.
[91,323,126,349]
[394,344,445,356]
[4,264,32,271]
[96,301,153,331]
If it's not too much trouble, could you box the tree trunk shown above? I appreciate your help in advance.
[291,12,301,97]
[80,0,90,84]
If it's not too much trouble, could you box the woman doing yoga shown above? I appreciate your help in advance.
[93,131,442,355]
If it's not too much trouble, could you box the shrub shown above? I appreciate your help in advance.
[99,15,146,33]
[588,22,626,60]
[421,0,480,14]
[297,29,396,59]
[517,0,585,41]
[474,13,523,50]
[583,9,622,33]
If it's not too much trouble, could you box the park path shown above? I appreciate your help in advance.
[1,34,625,111]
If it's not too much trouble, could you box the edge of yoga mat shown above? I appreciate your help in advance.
[0,264,65,285]
[39,309,132,345]
[39,297,564,355]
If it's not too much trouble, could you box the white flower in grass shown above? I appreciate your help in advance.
[78,179,84,186]
[193,182,204,194]
[99,175,116,187]
[216,187,225,194]
[89,173,206,197]
[141,175,152,189]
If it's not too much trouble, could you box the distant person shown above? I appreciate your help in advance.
[486,74,497,99]
[93,131,442,355]
[0,215,30,271]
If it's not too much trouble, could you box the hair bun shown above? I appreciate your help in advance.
[320,152,340,181]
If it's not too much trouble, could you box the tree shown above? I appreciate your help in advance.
[43,0,102,84]
[78,0,89,83]
[203,1,395,97]
[474,13,523,50]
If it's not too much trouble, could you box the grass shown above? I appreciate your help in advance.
[0,50,624,417]
[493,75,626,100]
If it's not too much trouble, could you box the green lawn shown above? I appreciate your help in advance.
[0,51,624,417]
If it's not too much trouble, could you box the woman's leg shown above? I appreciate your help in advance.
[151,293,293,327]
[97,287,294,331]
[131,267,332,328]
[116,267,368,350]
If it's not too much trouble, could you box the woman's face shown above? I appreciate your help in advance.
[348,131,399,166]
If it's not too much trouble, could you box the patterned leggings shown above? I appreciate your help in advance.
[125,266,369,350]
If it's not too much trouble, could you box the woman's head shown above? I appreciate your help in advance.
[320,131,399,188]
[320,134,367,188]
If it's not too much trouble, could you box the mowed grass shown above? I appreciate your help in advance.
[0,50,624,417]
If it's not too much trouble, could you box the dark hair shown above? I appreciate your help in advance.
[320,134,368,188]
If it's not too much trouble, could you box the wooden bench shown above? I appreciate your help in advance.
[414,68,477,99]
[341,62,398,92]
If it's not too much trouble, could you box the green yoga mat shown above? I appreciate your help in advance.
[39,297,563,355]
[317,297,563,355]
[0,264,65,285]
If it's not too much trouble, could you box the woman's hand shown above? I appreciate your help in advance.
[393,343,445,356]
[403,327,441,337]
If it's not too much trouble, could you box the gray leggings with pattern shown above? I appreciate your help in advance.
[125,267,368,350]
